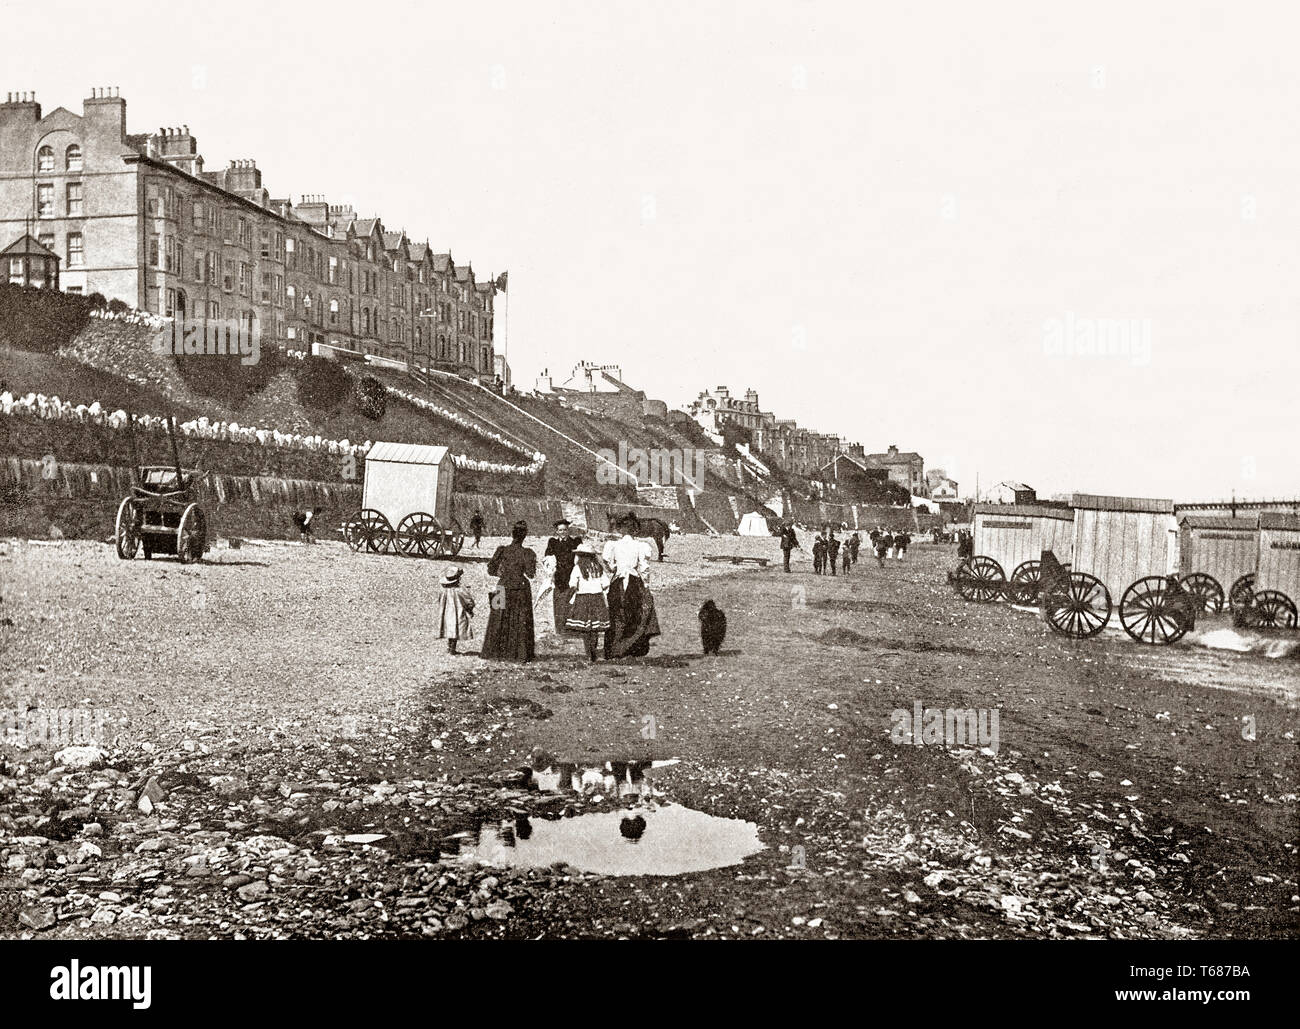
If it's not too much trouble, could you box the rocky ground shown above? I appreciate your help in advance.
[0,534,1296,939]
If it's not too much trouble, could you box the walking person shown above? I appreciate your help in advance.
[826,528,840,577]
[481,520,537,662]
[602,515,660,658]
[849,532,861,566]
[435,566,475,654]
[812,530,827,575]
[896,530,910,560]
[875,530,892,567]
[841,537,852,574]
[544,519,581,634]
[469,511,485,550]
[566,541,611,661]
[779,522,800,572]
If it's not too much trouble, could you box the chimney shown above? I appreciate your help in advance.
[0,92,42,158]
[83,87,126,139]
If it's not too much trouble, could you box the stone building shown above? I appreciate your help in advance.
[0,89,496,376]
[862,444,926,495]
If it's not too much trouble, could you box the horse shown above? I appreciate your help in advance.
[606,511,671,561]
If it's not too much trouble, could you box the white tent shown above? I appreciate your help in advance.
[738,512,770,536]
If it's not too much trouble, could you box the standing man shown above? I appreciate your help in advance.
[544,519,582,633]
[849,532,861,566]
[779,522,800,573]
[841,535,852,574]
[826,527,840,577]
[469,511,485,550]
[812,529,827,575]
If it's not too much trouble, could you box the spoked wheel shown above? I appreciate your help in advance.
[955,556,1005,602]
[1242,590,1298,630]
[1005,560,1043,604]
[346,509,394,554]
[177,504,207,564]
[1042,572,1112,638]
[1228,573,1256,612]
[1179,573,1224,615]
[1120,576,1195,645]
[395,513,440,557]
[436,517,465,557]
[114,497,140,560]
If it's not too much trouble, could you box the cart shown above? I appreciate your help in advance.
[113,414,208,563]
[1237,513,1299,629]
[342,441,464,558]
[954,503,1075,603]
[1039,494,1195,644]
[1176,515,1259,614]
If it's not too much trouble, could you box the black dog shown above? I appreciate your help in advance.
[699,599,727,655]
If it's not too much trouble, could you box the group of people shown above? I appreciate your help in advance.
[777,522,913,572]
[434,516,661,664]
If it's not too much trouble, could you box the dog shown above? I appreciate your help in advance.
[698,599,727,655]
[291,509,316,543]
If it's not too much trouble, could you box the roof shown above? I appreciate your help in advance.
[382,231,405,252]
[431,253,452,272]
[1179,515,1258,530]
[974,502,1074,521]
[409,242,429,261]
[818,453,879,476]
[1260,512,1300,532]
[0,234,58,259]
[352,218,380,238]
[863,450,922,463]
[1070,493,1174,514]
[454,265,473,282]
[365,441,449,466]
[997,481,1033,492]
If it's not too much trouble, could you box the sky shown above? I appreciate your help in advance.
[5,0,1297,500]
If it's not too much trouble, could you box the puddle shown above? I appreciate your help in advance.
[449,758,764,876]
[454,804,764,877]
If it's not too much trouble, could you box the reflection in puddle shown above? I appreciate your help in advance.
[457,804,764,877]
[531,758,678,798]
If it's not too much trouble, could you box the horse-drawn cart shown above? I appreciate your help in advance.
[1237,513,1300,629]
[954,503,1074,603]
[342,441,464,558]
[1176,514,1259,614]
[113,413,208,563]
[1039,494,1195,644]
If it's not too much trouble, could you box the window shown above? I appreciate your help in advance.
[37,184,54,217]
[206,252,218,284]
[238,262,250,296]
[165,288,176,318]
[286,237,297,270]
[194,251,205,282]
[273,273,284,306]
[261,272,272,304]
[165,187,175,215]
[238,218,251,248]
[275,232,284,262]
[329,298,339,324]
[260,230,270,259]
[149,236,160,267]
[65,145,82,171]
[164,237,176,272]
[286,284,296,313]
[329,256,337,284]
[207,301,219,320]
[223,258,234,292]
[66,233,83,267]
[38,233,54,252]
[8,257,23,284]
[193,201,204,232]
[37,146,54,172]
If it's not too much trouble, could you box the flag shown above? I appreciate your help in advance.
[494,271,508,293]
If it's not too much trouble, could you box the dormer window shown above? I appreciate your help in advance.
[37,146,54,172]
[66,145,82,171]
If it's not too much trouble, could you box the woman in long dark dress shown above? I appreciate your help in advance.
[482,520,537,662]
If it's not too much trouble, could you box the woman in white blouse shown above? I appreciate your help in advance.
[601,515,661,658]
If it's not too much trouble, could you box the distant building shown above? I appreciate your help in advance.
[862,444,925,495]
[816,453,889,501]
[990,481,1036,504]
[494,353,511,390]
[927,467,958,499]
[536,361,670,422]
[687,385,768,435]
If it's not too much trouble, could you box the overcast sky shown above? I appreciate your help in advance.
[8,0,1298,500]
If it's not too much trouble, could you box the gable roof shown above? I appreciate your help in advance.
[863,449,922,463]
[431,253,452,273]
[998,481,1034,492]
[365,441,449,466]
[1179,515,1258,530]
[454,264,473,282]
[1070,493,1174,514]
